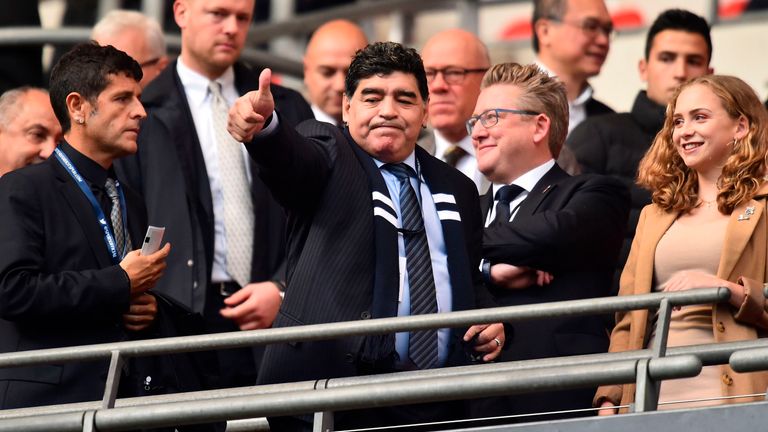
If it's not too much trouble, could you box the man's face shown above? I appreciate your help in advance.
[0,90,62,175]
[640,30,712,106]
[81,74,146,159]
[422,31,489,142]
[304,34,366,123]
[471,84,542,184]
[343,72,427,163]
[539,0,612,80]
[96,27,168,89]
[174,0,253,78]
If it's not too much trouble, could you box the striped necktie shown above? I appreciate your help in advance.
[384,162,438,369]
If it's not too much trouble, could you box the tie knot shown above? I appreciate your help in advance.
[208,81,224,99]
[384,163,416,181]
[443,145,467,168]
[104,178,119,199]
[495,184,524,203]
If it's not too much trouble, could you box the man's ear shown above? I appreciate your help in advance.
[638,58,648,83]
[66,92,87,125]
[534,19,553,49]
[531,113,551,145]
[173,0,188,30]
[422,96,429,128]
[341,93,350,123]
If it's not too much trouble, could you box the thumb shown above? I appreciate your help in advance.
[223,287,247,306]
[255,68,272,104]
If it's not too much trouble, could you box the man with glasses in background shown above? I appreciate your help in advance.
[419,29,491,194]
[473,62,629,420]
[532,0,615,174]
[91,10,169,89]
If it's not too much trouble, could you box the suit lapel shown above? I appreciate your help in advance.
[480,188,493,220]
[51,160,114,268]
[516,164,568,217]
[718,196,766,280]
[636,207,677,294]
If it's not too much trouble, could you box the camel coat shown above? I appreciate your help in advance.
[594,186,768,409]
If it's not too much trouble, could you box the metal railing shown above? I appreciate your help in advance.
[3,287,764,431]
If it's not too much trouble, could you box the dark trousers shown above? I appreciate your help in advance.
[202,282,261,389]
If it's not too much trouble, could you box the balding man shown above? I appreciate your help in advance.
[303,19,368,125]
[91,9,169,88]
[0,87,61,177]
[420,29,491,194]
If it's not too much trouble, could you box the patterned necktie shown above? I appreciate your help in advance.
[493,184,525,225]
[442,145,467,168]
[105,178,132,257]
[384,163,438,369]
[209,81,254,287]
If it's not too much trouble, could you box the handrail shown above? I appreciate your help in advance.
[0,287,729,369]
[0,356,702,432]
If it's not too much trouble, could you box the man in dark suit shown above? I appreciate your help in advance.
[470,63,629,418]
[115,0,313,388]
[0,43,170,409]
[228,42,506,431]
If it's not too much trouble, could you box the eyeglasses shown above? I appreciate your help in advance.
[466,108,540,135]
[548,16,615,40]
[139,57,162,68]
[425,67,488,85]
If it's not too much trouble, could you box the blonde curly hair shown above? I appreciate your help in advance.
[637,75,768,214]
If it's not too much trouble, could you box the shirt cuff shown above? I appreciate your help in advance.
[255,110,279,137]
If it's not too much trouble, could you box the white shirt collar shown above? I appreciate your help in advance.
[311,105,339,126]
[176,58,236,108]
[433,129,475,158]
[492,159,555,197]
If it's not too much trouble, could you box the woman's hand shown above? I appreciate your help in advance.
[663,270,745,308]
[597,400,617,416]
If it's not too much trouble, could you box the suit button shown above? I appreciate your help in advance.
[345,353,355,363]
[721,373,733,386]
[187,259,194,267]
[716,322,725,332]
[193,281,198,290]
[360,311,371,320]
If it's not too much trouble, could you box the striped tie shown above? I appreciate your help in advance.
[384,163,438,369]
[105,178,132,257]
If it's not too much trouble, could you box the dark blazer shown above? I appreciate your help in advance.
[115,60,313,313]
[0,150,143,409]
[246,118,494,386]
[481,164,629,415]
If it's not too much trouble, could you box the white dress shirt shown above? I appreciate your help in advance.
[310,105,339,126]
[176,58,252,284]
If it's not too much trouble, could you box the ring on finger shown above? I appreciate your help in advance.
[493,337,502,348]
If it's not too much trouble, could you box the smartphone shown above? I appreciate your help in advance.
[140,226,165,256]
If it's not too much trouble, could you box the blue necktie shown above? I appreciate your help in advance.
[493,184,525,224]
[384,163,437,369]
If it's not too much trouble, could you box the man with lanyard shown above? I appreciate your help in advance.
[0,42,170,409]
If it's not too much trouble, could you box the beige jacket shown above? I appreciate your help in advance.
[594,186,768,410]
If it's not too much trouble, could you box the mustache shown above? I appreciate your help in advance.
[370,121,405,130]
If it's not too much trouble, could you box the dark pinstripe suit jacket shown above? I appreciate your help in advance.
[246,118,493,385]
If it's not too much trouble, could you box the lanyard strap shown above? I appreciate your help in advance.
[53,147,128,264]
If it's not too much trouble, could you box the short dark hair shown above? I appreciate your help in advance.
[49,42,142,133]
[645,9,712,63]
[345,41,428,101]
[531,0,567,53]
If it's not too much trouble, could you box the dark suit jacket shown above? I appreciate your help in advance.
[481,164,629,414]
[0,148,144,409]
[115,60,313,313]
[246,118,493,386]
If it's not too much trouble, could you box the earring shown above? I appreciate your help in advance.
[76,118,84,125]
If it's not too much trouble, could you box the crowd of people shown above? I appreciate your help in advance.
[1,0,767,431]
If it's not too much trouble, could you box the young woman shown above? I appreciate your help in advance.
[595,75,768,413]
